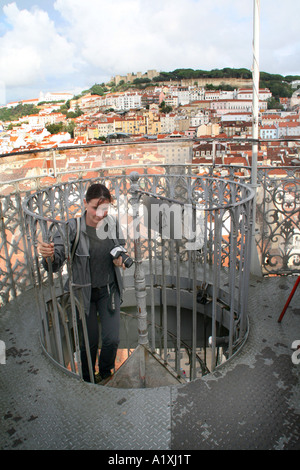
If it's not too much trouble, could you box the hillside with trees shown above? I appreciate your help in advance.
[0,103,40,122]
[2,68,299,124]
[85,67,300,99]
[152,68,300,99]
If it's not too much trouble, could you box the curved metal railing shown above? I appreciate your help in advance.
[20,170,254,385]
[0,140,298,385]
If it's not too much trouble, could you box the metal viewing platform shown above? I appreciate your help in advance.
[0,148,299,450]
[0,274,299,450]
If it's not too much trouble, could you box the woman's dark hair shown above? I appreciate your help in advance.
[85,183,112,204]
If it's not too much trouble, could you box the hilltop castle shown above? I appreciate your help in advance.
[112,69,160,86]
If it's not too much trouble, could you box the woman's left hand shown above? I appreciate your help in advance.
[113,255,125,269]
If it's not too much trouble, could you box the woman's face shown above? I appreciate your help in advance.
[84,198,110,227]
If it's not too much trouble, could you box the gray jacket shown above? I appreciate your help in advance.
[43,212,125,315]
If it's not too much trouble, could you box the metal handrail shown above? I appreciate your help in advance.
[1,151,299,383]
[18,171,255,384]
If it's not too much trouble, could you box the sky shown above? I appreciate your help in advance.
[0,0,300,105]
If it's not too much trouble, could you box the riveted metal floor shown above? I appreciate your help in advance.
[0,275,299,450]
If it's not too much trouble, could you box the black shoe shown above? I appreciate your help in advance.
[95,372,112,385]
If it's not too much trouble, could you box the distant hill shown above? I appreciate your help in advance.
[2,68,299,123]
[105,67,300,99]
[153,67,253,81]
[152,68,300,99]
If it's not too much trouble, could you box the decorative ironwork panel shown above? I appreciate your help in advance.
[0,192,32,306]
[256,168,300,275]
[0,142,299,314]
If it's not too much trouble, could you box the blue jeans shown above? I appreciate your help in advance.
[80,284,120,382]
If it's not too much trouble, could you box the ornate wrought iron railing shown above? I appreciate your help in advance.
[129,171,254,378]
[0,159,299,310]
[0,140,299,296]
[256,167,300,274]
[18,169,254,384]
[0,141,299,385]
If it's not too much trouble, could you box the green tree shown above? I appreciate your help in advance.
[267,97,283,110]
[65,120,76,138]
[0,103,40,122]
[66,105,83,119]
[46,120,77,138]
[46,122,64,134]
[133,78,151,85]
[90,84,105,95]
[159,101,173,114]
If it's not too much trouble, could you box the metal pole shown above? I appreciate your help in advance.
[252,0,260,176]
[129,171,149,387]
[129,172,149,347]
[52,149,57,178]
[251,0,262,276]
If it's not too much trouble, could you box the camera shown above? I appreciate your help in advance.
[110,246,133,268]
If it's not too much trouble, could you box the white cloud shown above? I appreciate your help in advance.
[0,2,77,89]
[53,0,254,77]
[259,0,300,75]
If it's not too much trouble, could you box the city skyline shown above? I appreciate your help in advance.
[1,0,300,104]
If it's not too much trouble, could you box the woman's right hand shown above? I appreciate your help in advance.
[39,241,55,262]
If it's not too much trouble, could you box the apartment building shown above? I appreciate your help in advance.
[211,99,268,114]
[204,90,221,101]
[97,117,117,137]
[277,121,300,137]
[189,87,205,102]
[170,87,190,106]
[115,92,142,110]
[197,123,221,137]
[194,142,227,159]
[160,113,177,133]
[14,111,66,129]
[190,110,210,127]
[145,109,162,135]
[237,88,272,101]
[221,121,252,137]
[164,95,180,108]
[260,121,300,139]
[99,92,142,111]
[114,115,146,135]
[260,125,277,140]
[39,91,74,102]
[221,112,252,122]
[141,92,161,108]
[95,114,147,137]
[70,94,101,112]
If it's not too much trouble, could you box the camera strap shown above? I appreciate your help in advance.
[71,217,80,262]
[106,215,120,246]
